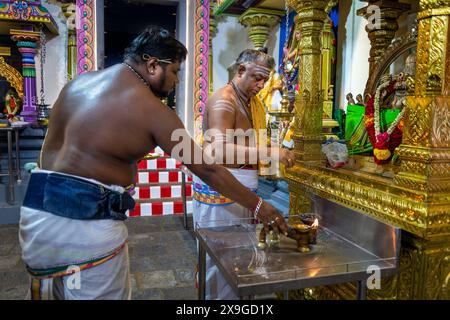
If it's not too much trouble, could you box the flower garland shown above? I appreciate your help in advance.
[364,77,406,165]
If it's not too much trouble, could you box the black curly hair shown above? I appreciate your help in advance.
[124,25,187,64]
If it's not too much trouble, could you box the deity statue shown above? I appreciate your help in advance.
[280,24,300,107]
[3,89,21,121]
[356,94,364,106]
[346,93,356,106]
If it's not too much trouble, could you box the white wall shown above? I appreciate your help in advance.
[335,0,370,111]
[211,15,280,92]
[35,0,69,108]
[176,0,195,135]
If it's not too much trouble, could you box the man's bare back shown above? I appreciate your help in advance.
[41,63,173,187]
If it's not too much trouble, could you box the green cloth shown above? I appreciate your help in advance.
[333,109,345,140]
[345,104,400,155]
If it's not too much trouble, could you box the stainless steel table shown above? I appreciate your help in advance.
[195,202,400,300]
[0,124,27,204]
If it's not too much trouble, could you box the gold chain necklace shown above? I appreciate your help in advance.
[230,81,253,124]
[123,62,151,90]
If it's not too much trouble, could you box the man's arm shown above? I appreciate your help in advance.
[149,99,287,232]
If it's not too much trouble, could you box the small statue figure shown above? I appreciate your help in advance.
[346,93,356,105]
[3,89,20,121]
[391,73,407,109]
[356,94,364,106]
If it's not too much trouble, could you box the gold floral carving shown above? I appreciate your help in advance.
[419,0,450,11]
[415,18,430,96]
[0,57,23,99]
[432,97,450,147]
[427,16,446,93]
[403,97,432,147]
[287,165,450,238]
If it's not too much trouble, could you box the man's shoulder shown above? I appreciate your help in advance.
[209,86,236,105]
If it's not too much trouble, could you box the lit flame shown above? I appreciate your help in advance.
[308,268,320,277]
[311,218,319,228]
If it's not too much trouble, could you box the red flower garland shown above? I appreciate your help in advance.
[364,81,404,165]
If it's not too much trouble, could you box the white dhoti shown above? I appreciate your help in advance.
[193,168,258,300]
[19,170,131,300]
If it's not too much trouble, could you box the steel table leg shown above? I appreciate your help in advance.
[198,243,206,300]
[15,129,21,182]
[356,280,367,300]
[7,130,14,204]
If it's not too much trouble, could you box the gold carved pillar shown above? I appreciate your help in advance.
[62,3,77,81]
[321,15,339,133]
[286,0,331,214]
[357,0,410,91]
[238,8,284,49]
[389,0,450,299]
[291,0,329,164]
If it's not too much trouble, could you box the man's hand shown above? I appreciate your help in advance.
[279,148,295,168]
[256,201,288,237]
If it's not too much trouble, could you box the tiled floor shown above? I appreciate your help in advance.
[0,215,198,300]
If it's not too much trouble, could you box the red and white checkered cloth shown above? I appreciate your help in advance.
[128,201,193,217]
[129,148,193,217]
[132,184,192,200]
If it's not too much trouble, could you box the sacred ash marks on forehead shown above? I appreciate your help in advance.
[248,62,272,78]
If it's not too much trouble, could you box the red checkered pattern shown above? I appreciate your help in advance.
[133,184,192,200]
[136,171,193,184]
[130,148,192,218]
[127,201,193,217]
[137,158,182,170]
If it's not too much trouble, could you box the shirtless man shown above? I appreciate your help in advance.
[19,26,287,300]
[193,49,295,299]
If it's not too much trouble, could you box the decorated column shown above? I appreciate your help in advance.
[193,0,210,144]
[209,4,218,95]
[63,3,77,81]
[357,0,410,93]
[388,0,450,299]
[238,8,283,49]
[285,0,330,214]
[10,29,40,124]
[76,0,97,74]
[289,0,330,164]
[321,15,339,133]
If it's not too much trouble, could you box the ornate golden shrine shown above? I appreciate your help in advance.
[284,0,450,300]
[0,56,23,99]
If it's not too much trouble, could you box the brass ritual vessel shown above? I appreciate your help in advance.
[258,214,319,252]
[286,223,313,253]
